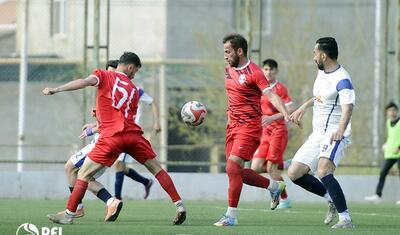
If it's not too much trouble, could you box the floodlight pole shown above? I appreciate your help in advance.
[17,0,29,173]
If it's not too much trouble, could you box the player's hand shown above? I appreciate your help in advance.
[152,122,162,135]
[79,127,94,139]
[42,87,56,95]
[91,108,97,117]
[289,108,305,126]
[381,143,387,151]
[81,123,96,131]
[330,129,344,144]
[262,115,274,127]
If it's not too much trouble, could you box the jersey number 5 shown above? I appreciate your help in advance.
[111,77,135,118]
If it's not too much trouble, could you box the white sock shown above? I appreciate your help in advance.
[65,209,75,216]
[338,210,351,221]
[267,180,278,192]
[226,207,237,218]
[76,203,84,210]
[174,200,185,212]
[324,193,333,202]
[106,198,114,207]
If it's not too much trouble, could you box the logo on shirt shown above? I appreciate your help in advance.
[239,74,246,85]
[315,95,323,103]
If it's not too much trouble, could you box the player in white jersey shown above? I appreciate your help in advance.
[288,37,355,229]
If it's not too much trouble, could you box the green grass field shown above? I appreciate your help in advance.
[1,199,399,235]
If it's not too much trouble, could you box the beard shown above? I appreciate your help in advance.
[229,54,240,67]
[315,60,324,70]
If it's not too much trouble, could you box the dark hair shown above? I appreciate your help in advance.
[119,52,142,68]
[316,37,338,60]
[223,33,248,56]
[262,58,278,69]
[106,59,119,70]
[385,101,398,110]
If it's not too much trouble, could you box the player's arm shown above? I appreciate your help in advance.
[151,101,162,134]
[42,76,98,95]
[262,102,295,126]
[263,89,290,121]
[289,97,314,126]
[330,103,353,144]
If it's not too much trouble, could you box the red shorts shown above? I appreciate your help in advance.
[253,125,288,164]
[88,131,156,167]
[226,125,262,161]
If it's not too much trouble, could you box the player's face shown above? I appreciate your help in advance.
[313,44,325,70]
[263,65,277,82]
[386,107,398,120]
[126,64,140,79]
[224,42,240,67]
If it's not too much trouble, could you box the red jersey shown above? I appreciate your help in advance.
[225,60,271,127]
[261,81,292,126]
[91,69,142,137]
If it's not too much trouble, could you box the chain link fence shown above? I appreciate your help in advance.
[0,0,398,173]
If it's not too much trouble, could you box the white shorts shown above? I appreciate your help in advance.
[292,131,350,174]
[117,153,134,163]
[68,134,106,178]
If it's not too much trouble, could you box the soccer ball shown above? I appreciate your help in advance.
[181,101,207,126]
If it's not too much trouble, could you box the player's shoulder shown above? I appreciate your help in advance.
[333,66,352,81]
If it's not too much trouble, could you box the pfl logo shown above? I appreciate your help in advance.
[16,223,62,235]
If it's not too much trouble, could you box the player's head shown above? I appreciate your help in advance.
[223,33,248,67]
[385,101,398,120]
[262,59,278,82]
[314,37,338,70]
[106,59,119,71]
[118,52,142,79]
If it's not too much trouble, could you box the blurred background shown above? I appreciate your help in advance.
[0,0,399,176]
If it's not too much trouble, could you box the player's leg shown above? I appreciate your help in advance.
[375,159,397,198]
[60,160,85,217]
[317,137,354,228]
[48,135,124,224]
[126,133,186,225]
[115,154,153,200]
[267,129,290,208]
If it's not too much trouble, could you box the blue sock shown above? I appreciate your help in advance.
[293,174,327,197]
[115,171,125,200]
[321,174,348,213]
[125,168,150,186]
[96,188,112,204]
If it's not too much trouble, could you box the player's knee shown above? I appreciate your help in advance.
[287,166,300,181]
[316,168,330,179]
[251,163,263,173]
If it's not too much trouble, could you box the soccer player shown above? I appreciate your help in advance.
[214,34,290,227]
[288,37,355,229]
[251,58,295,209]
[43,52,186,225]
[107,59,160,200]
[365,102,400,204]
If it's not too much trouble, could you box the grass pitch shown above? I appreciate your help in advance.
[0,199,399,235]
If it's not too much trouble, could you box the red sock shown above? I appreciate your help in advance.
[155,169,181,203]
[66,179,88,212]
[275,175,288,199]
[226,159,243,207]
[242,168,270,189]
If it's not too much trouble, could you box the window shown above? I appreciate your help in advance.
[50,0,67,36]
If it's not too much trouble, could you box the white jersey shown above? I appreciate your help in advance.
[135,87,154,125]
[312,66,355,136]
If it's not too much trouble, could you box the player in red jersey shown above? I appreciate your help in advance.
[252,58,295,209]
[214,34,290,226]
[43,52,186,225]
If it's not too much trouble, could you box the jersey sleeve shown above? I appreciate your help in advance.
[278,84,293,105]
[90,69,104,88]
[336,78,355,105]
[138,88,154,105]
[253,71,271,93]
